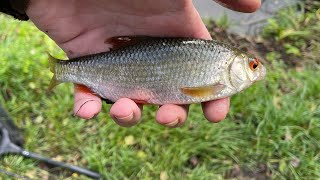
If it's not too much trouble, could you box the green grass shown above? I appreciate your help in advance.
[0,4,319,179]
[263,3,320,60]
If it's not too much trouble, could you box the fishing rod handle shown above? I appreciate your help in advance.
[20,150,101,179]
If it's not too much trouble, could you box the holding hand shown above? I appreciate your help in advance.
[26,0,261,127]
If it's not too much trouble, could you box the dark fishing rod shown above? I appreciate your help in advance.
[0,167,31,180]
[0,116,101,179]
[0,124,101,179]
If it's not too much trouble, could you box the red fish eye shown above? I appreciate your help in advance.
[249,58,260,71]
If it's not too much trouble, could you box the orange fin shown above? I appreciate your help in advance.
[131,99,149,104]
[105,36,150,50]
[75,84,97,95]
[180,84,225,98]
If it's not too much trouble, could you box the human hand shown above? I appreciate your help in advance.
[26,0,261,127]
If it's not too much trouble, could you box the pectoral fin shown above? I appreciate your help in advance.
[180,84,225,98]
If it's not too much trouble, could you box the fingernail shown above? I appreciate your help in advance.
[113,112,134,122]
[164,119,180,127]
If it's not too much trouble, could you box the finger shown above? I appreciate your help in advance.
[74,85,102,119]
[110,98,143,127]
[213,0,261,13]
[202,97,230,123]
[156,104,189,128]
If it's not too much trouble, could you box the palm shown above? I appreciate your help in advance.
[26,0,260,127]
[27,0,210,56]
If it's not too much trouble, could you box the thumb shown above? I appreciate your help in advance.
[213,0,261,13]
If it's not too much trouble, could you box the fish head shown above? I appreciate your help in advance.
[229,53,266,92]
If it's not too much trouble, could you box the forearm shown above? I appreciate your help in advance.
[0,0,29,20]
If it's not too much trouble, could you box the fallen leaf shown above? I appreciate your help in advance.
[290,157,300,168]
[160,171,168,180]
[124,135,136,146]
[272,96,282,109]
[137,150,146,159]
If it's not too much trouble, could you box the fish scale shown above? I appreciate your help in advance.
[49,36,266,105]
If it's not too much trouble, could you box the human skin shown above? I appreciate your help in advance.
[26,0,261,127]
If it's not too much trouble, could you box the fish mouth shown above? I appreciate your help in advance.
[255,65,267,82]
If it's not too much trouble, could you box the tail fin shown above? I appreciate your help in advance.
[47,53,61,91]
[48,53,58,73]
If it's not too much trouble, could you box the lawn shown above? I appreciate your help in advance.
[0,3,319,179]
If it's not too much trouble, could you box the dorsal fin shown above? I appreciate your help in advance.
[105,36,151,50]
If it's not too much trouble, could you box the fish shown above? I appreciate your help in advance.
[48,36,266,105]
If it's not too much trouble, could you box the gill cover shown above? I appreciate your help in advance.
[229,53,266,92]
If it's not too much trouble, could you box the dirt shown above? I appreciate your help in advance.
[207,20,306,67]
[225,164,271,180]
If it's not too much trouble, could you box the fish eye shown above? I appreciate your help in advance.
[249,58,260,71]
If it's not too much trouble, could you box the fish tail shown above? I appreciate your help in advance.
[47,53,61,91]
[48,53,57,73]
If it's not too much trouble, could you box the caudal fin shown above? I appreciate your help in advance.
[47,53,61,91]
[48,53,58,73]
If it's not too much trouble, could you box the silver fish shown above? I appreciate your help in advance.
[49,36,266,104]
